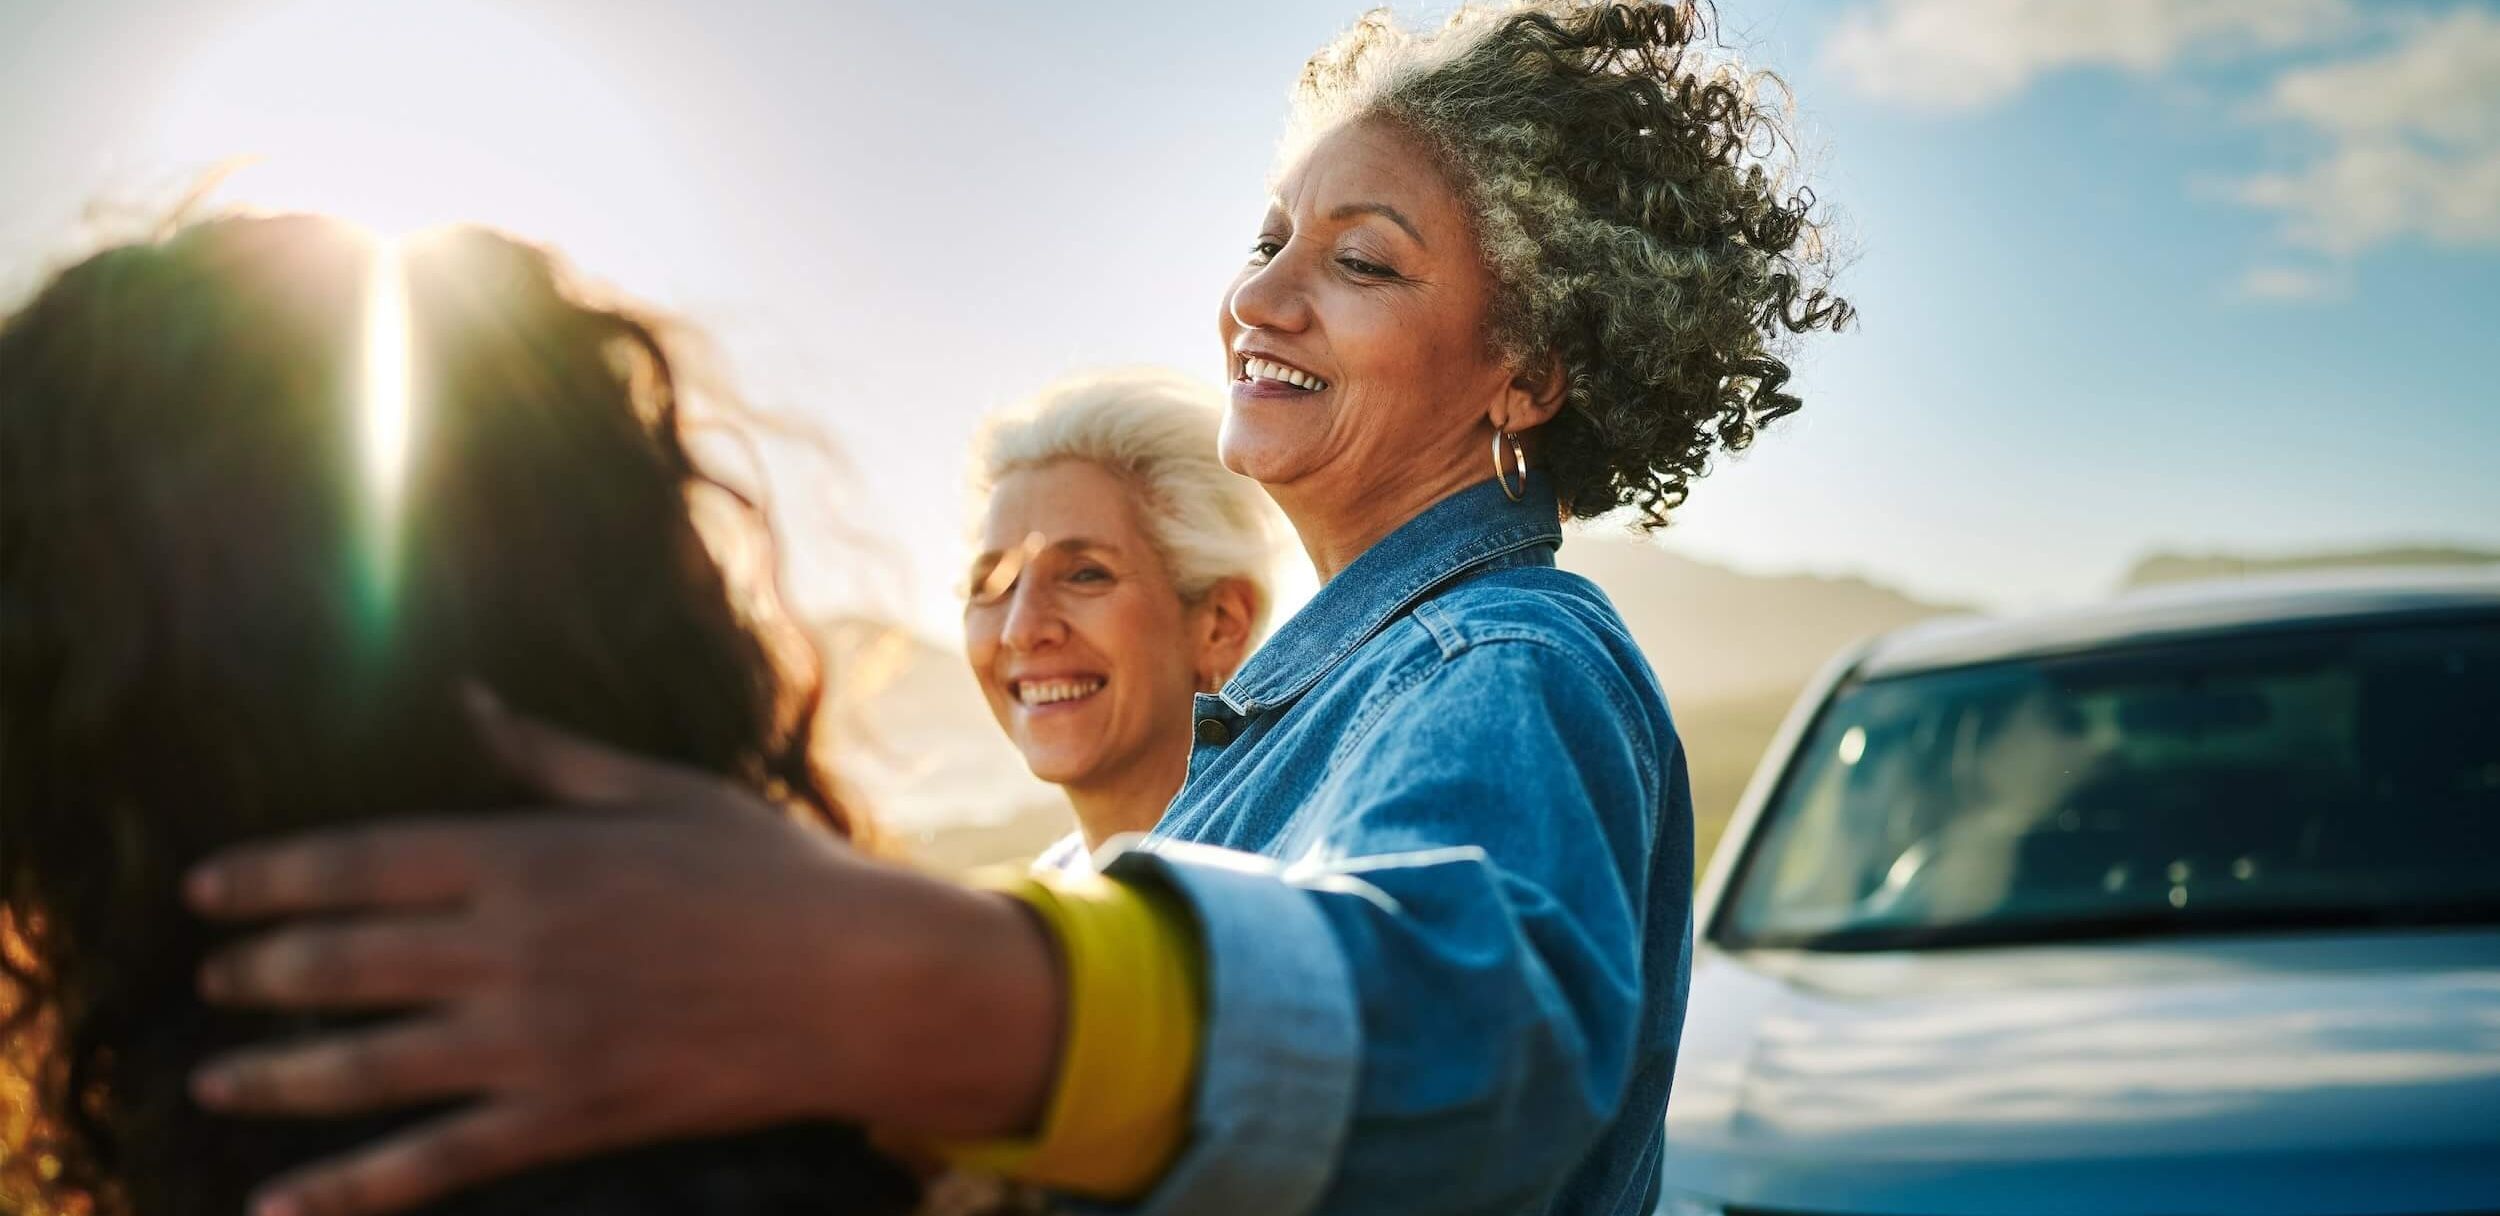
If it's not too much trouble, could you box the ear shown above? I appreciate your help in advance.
[1493,350,1569,433]
[1190,577,1262,692]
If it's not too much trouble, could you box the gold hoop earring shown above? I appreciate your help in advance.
[1492,429,1528,502]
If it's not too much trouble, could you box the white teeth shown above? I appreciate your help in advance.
[1242,356,1327,392]
[1016,678,1105,706]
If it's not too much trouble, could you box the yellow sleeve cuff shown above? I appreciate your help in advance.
[936,864,1205,1198]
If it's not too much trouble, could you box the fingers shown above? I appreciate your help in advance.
[200,915,498,1011]
[187,823,488,919]
[463,682,730,809]
[193,1015,489,1118]
[245,1103,596,1216]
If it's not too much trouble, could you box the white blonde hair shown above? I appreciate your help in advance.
[971,368,1279,636]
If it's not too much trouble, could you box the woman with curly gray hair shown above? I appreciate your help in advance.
[180,5,1848,1216]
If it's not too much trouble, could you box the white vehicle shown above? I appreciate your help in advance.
[1658,569,2500,1216]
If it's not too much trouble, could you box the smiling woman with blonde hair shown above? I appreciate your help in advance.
[965,369,1276,856]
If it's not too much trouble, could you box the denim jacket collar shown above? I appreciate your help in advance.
[1220,474,1562,715]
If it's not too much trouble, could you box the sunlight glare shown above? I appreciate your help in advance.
[361,240,412,606]
[142,0,704,293]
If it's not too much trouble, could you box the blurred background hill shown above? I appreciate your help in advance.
[2122,546,2500,589]
[827,539,2498,877]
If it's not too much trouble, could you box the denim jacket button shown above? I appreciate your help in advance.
[1195,716,1232,745]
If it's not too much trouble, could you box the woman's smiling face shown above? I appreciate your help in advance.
[962,459,1206,793]
[1217,118,1516,499]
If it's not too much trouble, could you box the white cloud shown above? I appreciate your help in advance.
[2233,6,2500,254]
[2234,264,2340,302]
[1823,1,2500,266]
[1820,0,2356,110]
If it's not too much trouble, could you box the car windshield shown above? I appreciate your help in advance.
[1720,617,2500,951]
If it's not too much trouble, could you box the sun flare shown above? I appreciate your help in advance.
[141,0,697,286]
[360,240,412,608]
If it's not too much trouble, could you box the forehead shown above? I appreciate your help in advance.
[1272,119,1468,233]
[979,459,1150,548]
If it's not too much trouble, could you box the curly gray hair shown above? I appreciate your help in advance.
[1287,0,1852,528]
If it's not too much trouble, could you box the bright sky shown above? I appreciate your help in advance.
[5,0,2496,637]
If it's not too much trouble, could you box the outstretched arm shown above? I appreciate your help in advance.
[187,690,1064,1216]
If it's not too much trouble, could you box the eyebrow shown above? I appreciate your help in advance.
[972,536,1119,564]
[1328,201,1426,247]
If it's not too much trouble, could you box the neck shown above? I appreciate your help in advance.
[1271,455,1484,582]
[1063,737,1190,850]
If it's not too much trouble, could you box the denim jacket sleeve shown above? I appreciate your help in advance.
[1096,630,1671,1216]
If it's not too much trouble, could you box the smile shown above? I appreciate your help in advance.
[1237,355,1328,392]
[1015,677,1106,706]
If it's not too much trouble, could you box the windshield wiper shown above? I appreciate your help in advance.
[1750,900,2500,953]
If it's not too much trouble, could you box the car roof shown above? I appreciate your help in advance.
[1857,565,2500,679]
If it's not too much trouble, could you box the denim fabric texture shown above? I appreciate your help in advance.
[1090,474,1695,1216]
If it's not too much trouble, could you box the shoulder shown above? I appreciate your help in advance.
[1411,564,1643,661]
[1383,566,1675,768]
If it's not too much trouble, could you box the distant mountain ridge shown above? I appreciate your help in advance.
[1557,534,1960,707]
[2123,546,2500,590]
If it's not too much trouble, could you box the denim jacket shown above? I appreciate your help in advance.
[1091,474,1694,1216]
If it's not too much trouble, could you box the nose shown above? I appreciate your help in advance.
[1226,249,1309,336]
[999,574,1066,654]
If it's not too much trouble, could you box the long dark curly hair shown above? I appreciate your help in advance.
[0,214,913,1214]
[1292,0,1853,527]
